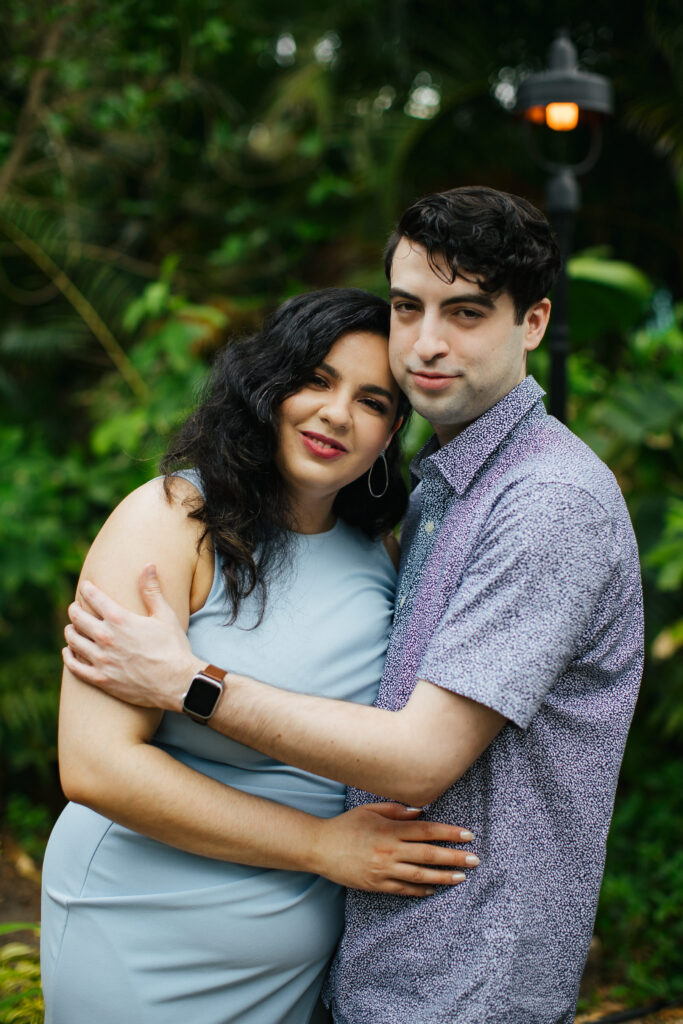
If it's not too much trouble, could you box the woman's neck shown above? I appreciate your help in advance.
[287,492,337,535]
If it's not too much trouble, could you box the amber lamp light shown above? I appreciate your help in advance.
[511,30,613,425]
[515,31,612,131]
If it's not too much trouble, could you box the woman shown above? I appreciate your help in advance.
[42,289,471,1024]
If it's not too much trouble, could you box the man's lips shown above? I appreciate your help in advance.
[300,431,348,459]
[410,370,459,392]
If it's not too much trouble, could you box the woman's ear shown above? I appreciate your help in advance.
[386,416,404,449]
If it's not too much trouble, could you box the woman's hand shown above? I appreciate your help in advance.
[311,803,478,897]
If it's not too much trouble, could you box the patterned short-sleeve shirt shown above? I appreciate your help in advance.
[325,376,643,1024]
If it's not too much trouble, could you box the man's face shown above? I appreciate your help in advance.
[388,238,550,445]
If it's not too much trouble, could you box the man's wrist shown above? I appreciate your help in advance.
[180,660,227,723]
[170,655,206,713]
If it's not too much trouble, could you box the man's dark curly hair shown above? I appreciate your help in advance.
[161,288,410,624]
[384,186,561,324]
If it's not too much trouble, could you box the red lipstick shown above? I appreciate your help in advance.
[300,431,348,459]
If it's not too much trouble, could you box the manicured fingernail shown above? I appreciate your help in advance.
[80,581,93,596]
[460,830,474,841]
[406,807,422,813]
[424,888,435,896]
[465,855,480,866]
[452,872,466,882]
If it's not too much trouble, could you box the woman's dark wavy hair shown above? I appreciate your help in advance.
[384,185,562,323]
[161,288,410,624]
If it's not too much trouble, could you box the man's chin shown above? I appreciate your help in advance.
[405,389,468,425]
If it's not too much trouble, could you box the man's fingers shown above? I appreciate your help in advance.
[64,623,101,664]
[138,564,177,623]
[78,580,125,624]
[66,608,107,646]
[62,645,102,685]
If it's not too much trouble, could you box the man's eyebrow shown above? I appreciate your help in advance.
[318,362,394,404]
[389,287,495,310]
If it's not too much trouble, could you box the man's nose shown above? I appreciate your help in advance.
[412,317,450,362]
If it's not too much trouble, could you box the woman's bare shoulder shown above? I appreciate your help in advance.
[80,476,204,624]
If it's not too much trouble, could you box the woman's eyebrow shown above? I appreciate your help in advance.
[318,362,394,403]
[362,384,395,402]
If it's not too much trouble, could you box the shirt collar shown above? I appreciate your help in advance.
[410,376,547,495]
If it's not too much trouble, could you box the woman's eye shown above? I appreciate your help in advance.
[309,373,328,387]
[362,398,387,414]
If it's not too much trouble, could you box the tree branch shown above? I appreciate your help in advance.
[0,5,76,199]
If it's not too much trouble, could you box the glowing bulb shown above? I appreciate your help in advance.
[545,102,580,131]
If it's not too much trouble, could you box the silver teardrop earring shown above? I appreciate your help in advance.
[367,450,389,499]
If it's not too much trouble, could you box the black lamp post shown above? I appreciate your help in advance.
[514,30,613,422]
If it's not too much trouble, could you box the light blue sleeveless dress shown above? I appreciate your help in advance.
[41,511,395,1024]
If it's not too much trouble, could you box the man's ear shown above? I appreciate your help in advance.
[523,297,552,354]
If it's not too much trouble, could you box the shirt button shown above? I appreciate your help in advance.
[424,521,435,534]
[399,595,406,608]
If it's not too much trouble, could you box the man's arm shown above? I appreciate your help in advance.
[66,481,615,807]
[65,566,504,808]
[58,479,477,896]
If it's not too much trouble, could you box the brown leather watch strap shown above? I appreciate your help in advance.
[202,664,227,683]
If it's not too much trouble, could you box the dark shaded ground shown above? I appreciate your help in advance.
[0,834,41,925]
[0,839,680,1023]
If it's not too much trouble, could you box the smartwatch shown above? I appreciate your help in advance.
[182,664,226,724]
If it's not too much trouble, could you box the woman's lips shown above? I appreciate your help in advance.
[300,431,347,459]
[410,371,456,392]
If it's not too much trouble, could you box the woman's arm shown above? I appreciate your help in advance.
[59,478,476,894]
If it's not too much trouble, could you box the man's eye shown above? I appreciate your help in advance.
[457,308,483,319]
[393,302,418,313]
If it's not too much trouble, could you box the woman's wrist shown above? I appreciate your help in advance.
[302,815,335,881]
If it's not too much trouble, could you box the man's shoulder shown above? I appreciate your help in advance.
[498,417,626,516]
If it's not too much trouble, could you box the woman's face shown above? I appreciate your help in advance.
[276,331,401,521]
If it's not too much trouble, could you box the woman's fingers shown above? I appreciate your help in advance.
[400,841,479,869]
[370,865,469,898]
[380,882,438,897]
[358,803,474,843]
[401,818,474,843]
[361,802,423,821]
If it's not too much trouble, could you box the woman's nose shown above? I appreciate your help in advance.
[319,392,351,428]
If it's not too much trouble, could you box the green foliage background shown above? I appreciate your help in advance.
[0,0,681,1013]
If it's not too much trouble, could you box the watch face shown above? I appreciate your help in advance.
[185,676,221,718]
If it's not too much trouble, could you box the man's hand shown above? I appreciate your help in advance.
[63,564,203,712]
[313,803,479,897]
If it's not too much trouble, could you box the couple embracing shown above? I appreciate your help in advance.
[42,186,643,1024]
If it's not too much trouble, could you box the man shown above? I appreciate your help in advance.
[65,186,643,1023]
